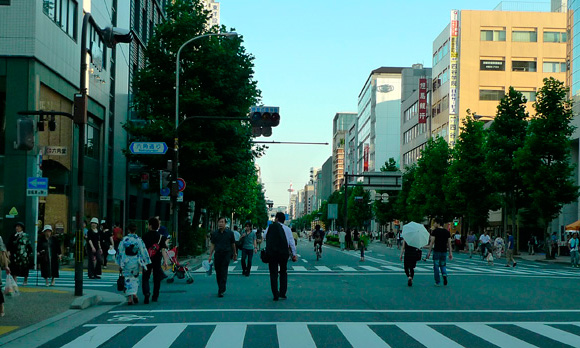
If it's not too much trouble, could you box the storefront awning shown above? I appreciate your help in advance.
[565,220,580,231]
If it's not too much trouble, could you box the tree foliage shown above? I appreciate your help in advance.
[373,158,400,225]
[347,185,372,229]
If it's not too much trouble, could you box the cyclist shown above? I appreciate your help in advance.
[312,225,325,257]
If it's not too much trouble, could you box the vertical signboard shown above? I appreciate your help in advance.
[418,78,427,124]
[449,9,459,148]
[363,144,370,172]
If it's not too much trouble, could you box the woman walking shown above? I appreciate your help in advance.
[116,223,151,305]
[494,234,505,259]
[400,239,422,287]
[37,225,61,286]
[7,222,33,286]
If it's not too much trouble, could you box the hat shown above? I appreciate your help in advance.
[14,222,25,229]
[43,225,53,232]
[90,217,99,224]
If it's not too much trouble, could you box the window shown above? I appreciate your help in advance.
[481,30,506,41]
[512,30,537,42]
[85,118,100,159]
[42,0,77,39]
[519,91,536,102]
[543,62,567,73]
[442,41,449,56]
[480,89,505,101]
[543,31,567,43]
[512,61,537,72]
[134,0,140,33]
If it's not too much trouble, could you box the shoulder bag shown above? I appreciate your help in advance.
[148,235,163,258]
[260,249,270,263]
[117,271,125,292]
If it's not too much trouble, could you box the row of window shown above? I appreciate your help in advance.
[479,89,536,101]
[480,59,566,73]
[480,29,566,43]
[42,0,78,39]
[403,123,428,145]
[403,144,426,167]
[404,102,418,122]
[432,95,449,116]
[433,41,450,66]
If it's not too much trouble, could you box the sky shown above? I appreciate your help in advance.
[218,0,550,207]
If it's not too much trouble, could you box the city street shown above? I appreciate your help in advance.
[6,240,579,348]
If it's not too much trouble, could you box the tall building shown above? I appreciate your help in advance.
[345,117,358,183]
[431,7,567,147]
[357,67,404,173]
[332,112,357,191]
[202,0,220,27]
[313,156,333,211]
[400,64,432,168]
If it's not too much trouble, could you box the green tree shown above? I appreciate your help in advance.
[124,0,262,239]
[373,158,400,226]
[408,137,452,221]
[395,164,420,222]
[485,87,529,236]
[347,185,372,229]
[446,111,499,232]
[514,78,579,229]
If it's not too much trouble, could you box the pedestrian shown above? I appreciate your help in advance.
[264,212,297,301]
[528,235,537,255]
[292,228,299,247]
[399,239,421,287]
[426,218,453,287]
[100,222,114,269]
[117,223,151,305]
[155,216,170,239]
[339,228,346,251]
[568,232,579,268]
[505,231,517,267]
[453,231,461,252]
[256,228,263,250]
[466,231,476,258]
[233,225,242,250]
[7,222,33,286]
[397,230,403,249]
[208,217,237,297]
[86,218,103,279]
[142,217,169,303]
[37,225,61,287]
[551,232,559,258]
[360,238,365,261]
[479,231,492,259]
[353,228,360,250]
[240,222,257,277]
[113,223,123,252]
[494,234,504,259]
[345,229,352,250]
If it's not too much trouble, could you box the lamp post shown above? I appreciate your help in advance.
[73,13,132,296]
[173,32,238,247]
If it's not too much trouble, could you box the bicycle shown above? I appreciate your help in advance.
[315,243,321,261]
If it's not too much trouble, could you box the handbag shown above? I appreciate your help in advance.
[4,274,19,297]
[117,272,125,292]
[260,249,270,263]
[148,235,163,258]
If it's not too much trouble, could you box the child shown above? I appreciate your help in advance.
[486,251,494,266]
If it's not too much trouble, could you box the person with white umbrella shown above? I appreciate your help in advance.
[400,222,429,287]
[426,218,453,286]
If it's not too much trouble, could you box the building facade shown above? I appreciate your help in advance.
[332,112,357,191]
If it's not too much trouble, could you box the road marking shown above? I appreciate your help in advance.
[413,266,431,272]
[109,309,580,314]
[206,323,246,348]
[314,266,332,272]
[381,265,402,271]
[338,266,357,272]
[359,266,381,271]
[456,323,539,348]
[291,266,308,271]
[302,259,308,263]
[277,323,316,348]
[133,324,187,348]
[228,266,235,272]
[516,323,580,347]
[445,266,482,273]
[397,323,463,348]
[338,323,391,348]
[61,325,128,348]
[471,267,506,274]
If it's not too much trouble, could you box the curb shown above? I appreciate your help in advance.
[70,294,102,309]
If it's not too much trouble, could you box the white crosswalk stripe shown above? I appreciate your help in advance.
[21,270,117,288]
[57,321,580,348]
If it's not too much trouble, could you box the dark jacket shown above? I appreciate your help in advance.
[266,223,289,257]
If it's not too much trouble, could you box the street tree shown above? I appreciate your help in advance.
[124,0,262,238]
[514,77,579,230]
[373,158,400,227]
[395,164,420,222]
[446,111,499,232]
[485,87,529,237]
[347,185,372,229]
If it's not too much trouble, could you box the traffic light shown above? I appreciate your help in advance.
[250,106,280,137]
[453,218,459,227]
[160,170,171,196]
[16,117,34,150]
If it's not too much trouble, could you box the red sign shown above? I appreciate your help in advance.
[177,178,186,192]
[363,144,369,172]
[418,77,427,124]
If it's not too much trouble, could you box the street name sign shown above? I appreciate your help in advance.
[129,142,168,155]
[27,177,48,196]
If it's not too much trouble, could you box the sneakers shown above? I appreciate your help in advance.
[505,264,510,267]
[513,263,517,268]
[443,276,448,286]
[434,282,441,287]
[103,265,107,269]
[218,292,224,298]
[408,278,413,287]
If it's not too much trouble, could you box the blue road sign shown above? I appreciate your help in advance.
[129,142,168,155]
[27,177,48,190]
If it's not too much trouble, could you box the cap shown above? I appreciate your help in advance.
[43,225,53,231]
[90,217,99,224]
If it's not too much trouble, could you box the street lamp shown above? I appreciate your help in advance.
[173,32,238,247]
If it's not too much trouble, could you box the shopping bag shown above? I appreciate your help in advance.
[4,274,20,297]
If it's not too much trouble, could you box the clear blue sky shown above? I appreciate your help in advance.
[219,0,549,207]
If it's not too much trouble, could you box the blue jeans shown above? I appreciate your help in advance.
[432,251,447,284]
[571,250,579,266]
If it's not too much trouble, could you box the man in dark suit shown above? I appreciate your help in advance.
[264,212,297,301]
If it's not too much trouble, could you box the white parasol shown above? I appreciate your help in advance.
[401,222,430,249]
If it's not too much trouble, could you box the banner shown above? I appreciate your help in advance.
[449,10,459,148]
[418,78,427,124]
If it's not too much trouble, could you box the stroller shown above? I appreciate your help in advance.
[166,247,194,284]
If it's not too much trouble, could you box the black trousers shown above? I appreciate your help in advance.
[241,248,254,275]
[102,242,110,266]
[87,247,102,278]
[268,253,289,298]
[142,261,163,299]
[404,257,417,278]
[214,252,231,294]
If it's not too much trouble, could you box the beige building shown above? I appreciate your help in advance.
[431,8,566,146]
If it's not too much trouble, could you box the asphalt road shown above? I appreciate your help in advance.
[19,240,580,347]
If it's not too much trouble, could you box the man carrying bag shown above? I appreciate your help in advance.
[264,212,297,301]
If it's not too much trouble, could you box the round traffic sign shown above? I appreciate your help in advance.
[177,178,186,192]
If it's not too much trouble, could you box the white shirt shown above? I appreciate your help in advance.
[263,223,297,256]
[480,234,491,244]
[339,231,346,243]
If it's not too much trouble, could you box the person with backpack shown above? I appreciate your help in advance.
[117,223,150,305]
[264,212,297,301]
[142,217,169,303]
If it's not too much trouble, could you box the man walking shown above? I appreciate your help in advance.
[339,228,346,251]
[208,217,237,297]
[505,231,517,267]
[466,231,476,258]
[264,212,297,301]
[240,222,257,277]
[426,218,453,286]
[142,217,169,303]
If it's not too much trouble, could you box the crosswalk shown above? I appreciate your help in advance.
[49,321,580,348]
[193,262,580,277]
[16,270,118,288]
